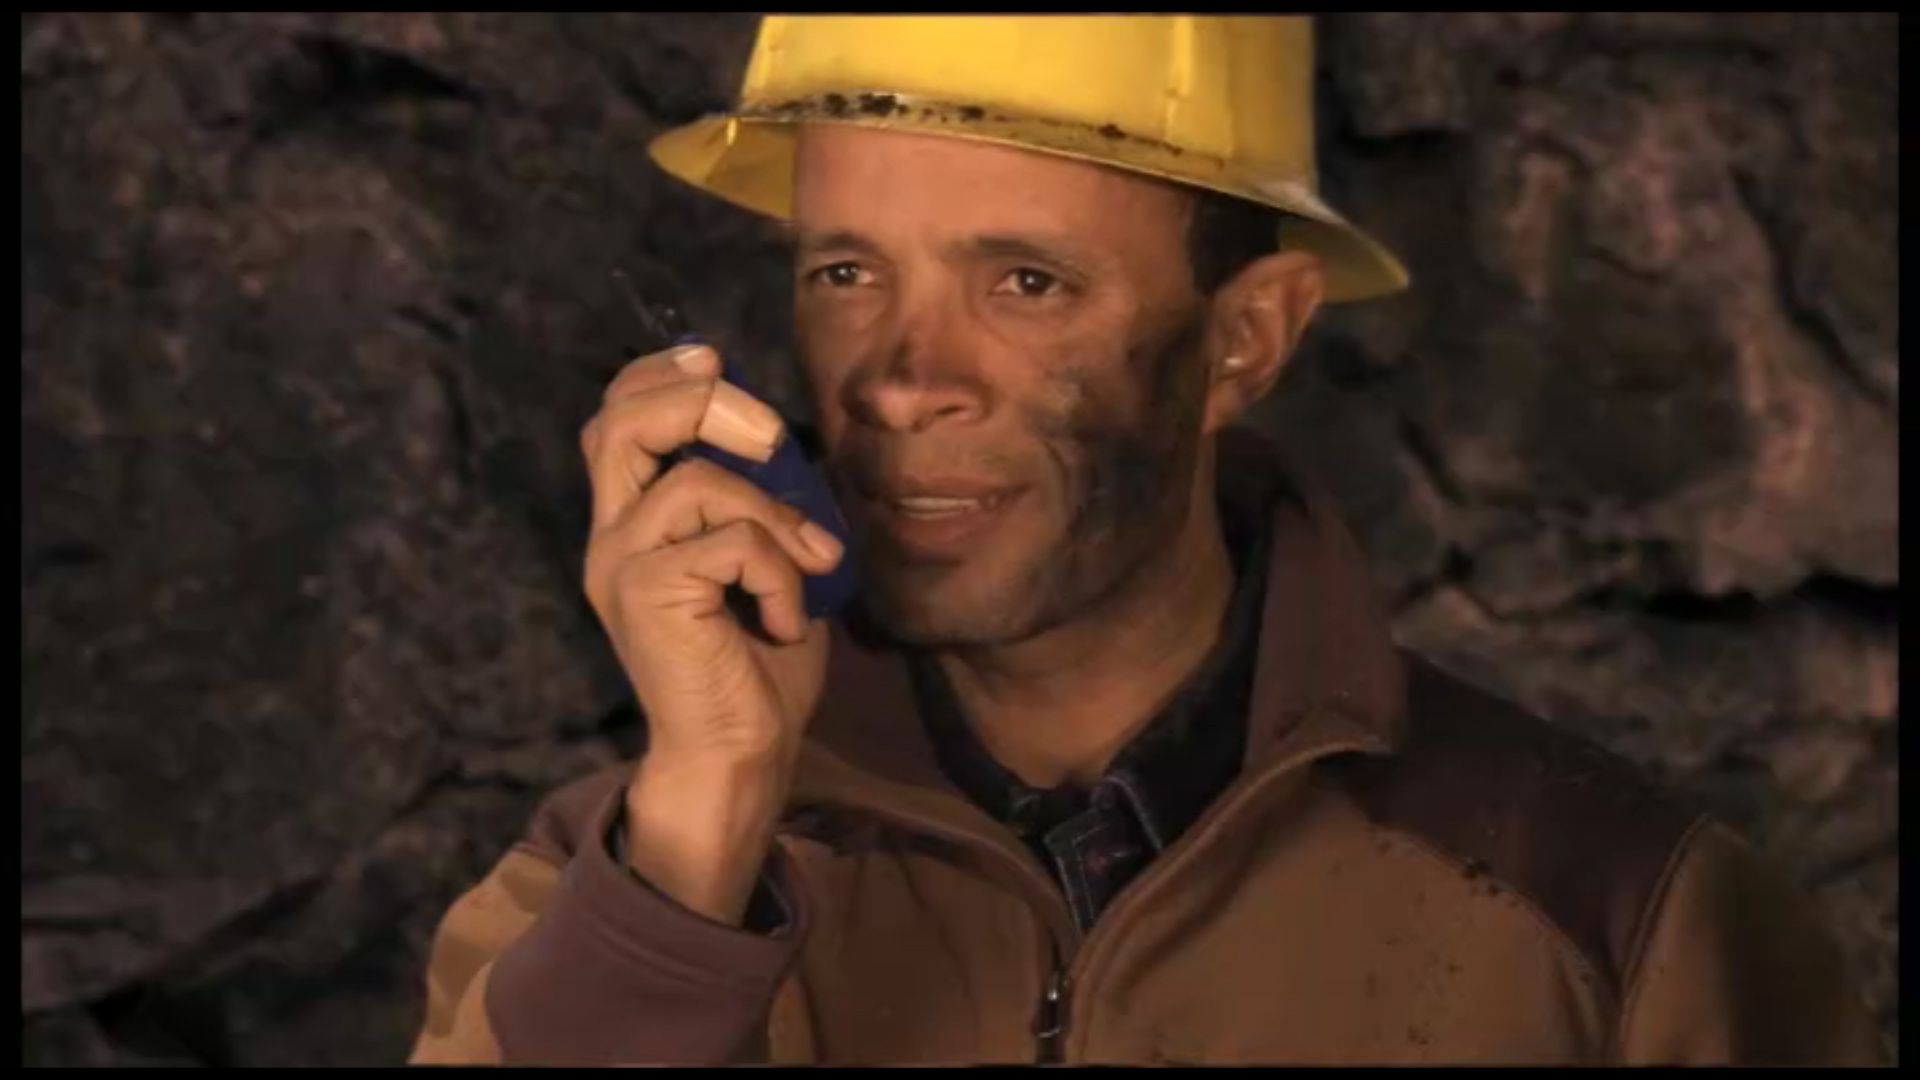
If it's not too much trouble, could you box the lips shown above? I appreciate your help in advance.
[893,495,993,518]
[884,484,1015,520]
[866,476,1010,507]
[870,477,1006,498]
[857,477,1023,553]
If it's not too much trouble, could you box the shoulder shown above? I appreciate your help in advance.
[1614,814,1887,1063]
[1328,650,1708,1001]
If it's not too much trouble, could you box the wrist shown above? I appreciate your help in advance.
[630,745,792,820]
[622,750,790,925]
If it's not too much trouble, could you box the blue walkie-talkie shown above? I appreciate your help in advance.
[610,267,859,623]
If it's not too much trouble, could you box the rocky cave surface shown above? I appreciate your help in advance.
[21,13,1897,1065]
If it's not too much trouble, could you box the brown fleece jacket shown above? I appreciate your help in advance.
[408,430,1887,1066]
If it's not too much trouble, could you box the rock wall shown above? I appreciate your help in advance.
[20,13,1896,1065]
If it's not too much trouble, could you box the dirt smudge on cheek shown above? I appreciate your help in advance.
[1001,308,1210,616]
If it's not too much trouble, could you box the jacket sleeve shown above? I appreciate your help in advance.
[407,768,812,1066]
[1615,819,1888,1066]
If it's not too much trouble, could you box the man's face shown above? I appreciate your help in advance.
[790,124,1215,648]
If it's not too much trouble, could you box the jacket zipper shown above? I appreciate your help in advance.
[1033,958,1072,1064]
[806,729,1382,1063]
[808,802,1082,1060]
[1053,729,1388,1057]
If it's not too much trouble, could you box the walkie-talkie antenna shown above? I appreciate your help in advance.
[610,265,694,353]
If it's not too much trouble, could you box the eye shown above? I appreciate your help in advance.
[995,267,1063,299]
[808,262,873,289]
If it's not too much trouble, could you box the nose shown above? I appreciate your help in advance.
[841,335,989,435]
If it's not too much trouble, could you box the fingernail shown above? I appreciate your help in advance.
[696,381,786,463]
[797,520,844,565]
[669,344,720,376]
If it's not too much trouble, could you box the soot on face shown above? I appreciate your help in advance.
[1020,306,1211,629]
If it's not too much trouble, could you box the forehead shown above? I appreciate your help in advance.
[791,123,1190,246]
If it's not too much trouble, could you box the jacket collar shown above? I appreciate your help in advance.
[789,427,1408,829]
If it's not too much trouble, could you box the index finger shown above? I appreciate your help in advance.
[584,378,719,531]
[604,343,722,404]
[583,376,789,531]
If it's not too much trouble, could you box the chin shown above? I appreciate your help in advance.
[852,557,1063,649]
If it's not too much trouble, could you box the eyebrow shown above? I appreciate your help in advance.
[788,226,1094,275]
[788,227,887,259]
[960,234,1091,273]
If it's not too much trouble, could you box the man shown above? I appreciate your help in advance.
[409,15,1885,1066]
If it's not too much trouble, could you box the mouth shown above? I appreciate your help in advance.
[860,481,1024,553]
[888,492,1014,519]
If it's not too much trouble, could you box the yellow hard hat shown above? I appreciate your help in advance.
[649,14,1409,303]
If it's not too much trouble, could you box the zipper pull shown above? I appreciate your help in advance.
[1033,968,1071,1064]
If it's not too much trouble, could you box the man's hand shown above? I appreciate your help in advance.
[581,344,842,924]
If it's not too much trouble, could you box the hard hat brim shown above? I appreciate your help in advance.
[648,92,1411,304]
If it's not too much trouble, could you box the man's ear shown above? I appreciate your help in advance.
[1201,250,1325,434]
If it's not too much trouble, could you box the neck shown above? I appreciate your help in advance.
[934,465,1236,790]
